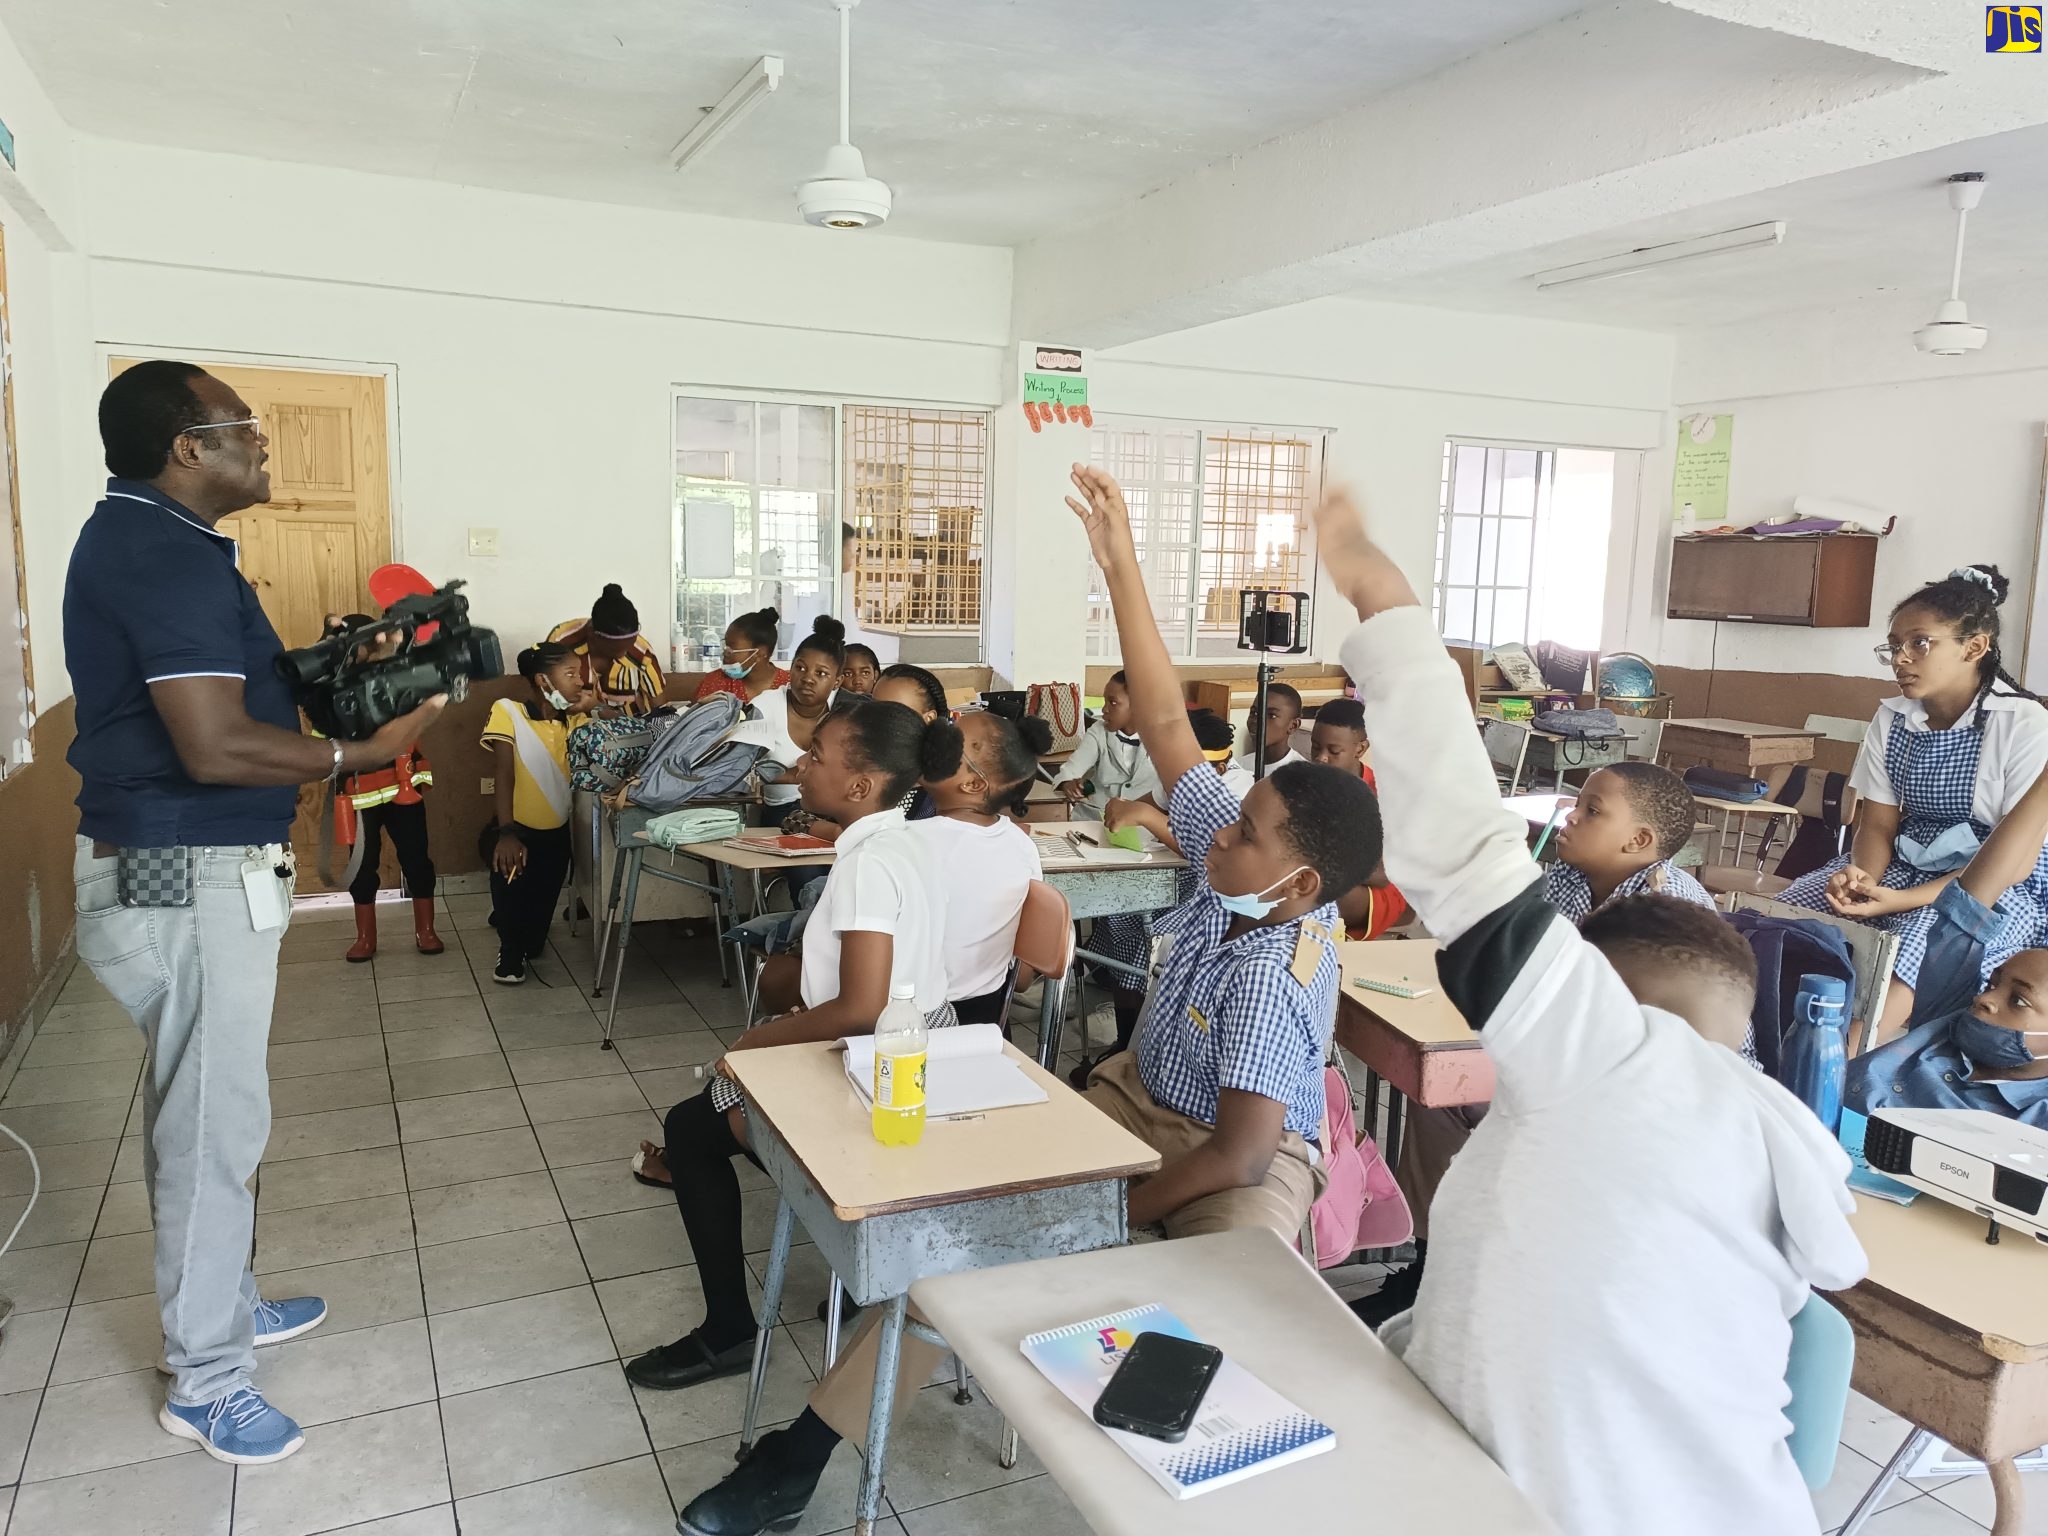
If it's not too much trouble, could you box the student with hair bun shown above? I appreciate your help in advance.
[1780,563,2048,1039]
[548,583,666,715]
[694,605,789,703]
[750,616,844,817]
[628,696,957,1394]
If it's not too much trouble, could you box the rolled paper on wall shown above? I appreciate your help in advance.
[1788,494,1876,531]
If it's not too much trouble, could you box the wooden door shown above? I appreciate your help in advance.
[110,360,394,885]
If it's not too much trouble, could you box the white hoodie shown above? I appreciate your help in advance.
[1346,608,1865,1536]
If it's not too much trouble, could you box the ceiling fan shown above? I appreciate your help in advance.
[1914,173,1989,356]
[795,0,892,229]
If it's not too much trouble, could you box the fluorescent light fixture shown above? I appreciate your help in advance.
[671,55,784,172]
[1531,220,1785,290]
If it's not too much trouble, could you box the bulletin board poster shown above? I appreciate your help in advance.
[1672,413,1734,525]
[1020,343,1092,433]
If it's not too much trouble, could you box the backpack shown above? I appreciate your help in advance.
[1772,766,1852,883]
[1310,1059,1412,1267]
[568,710,677,792]
[1724,910,1857,1081]
[1529,706,1624,741]
[626,693,765,812]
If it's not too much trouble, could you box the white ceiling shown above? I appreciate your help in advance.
[1351,122,2048,333]
[0,0,1589,245]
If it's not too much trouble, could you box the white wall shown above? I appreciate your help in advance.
[991,297,1675,686]
[1621,299,2048,686]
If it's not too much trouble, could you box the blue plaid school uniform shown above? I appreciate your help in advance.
[1542,860,1714,925]
[1778,720,2048,988]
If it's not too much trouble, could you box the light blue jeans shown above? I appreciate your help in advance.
[72,838,290,1406]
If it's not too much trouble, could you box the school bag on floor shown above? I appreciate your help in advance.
[1724,910,1857,1080]
[626,693,765,812]
[568,709,677,792]
[1310,1056,1412,1266]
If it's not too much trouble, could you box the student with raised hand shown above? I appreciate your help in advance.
[671,465,1383,1536]
[1237,680,1305,777]
[627,697,953,1396]
[1780,565,2048,1041]
[1311,484,1864,1536]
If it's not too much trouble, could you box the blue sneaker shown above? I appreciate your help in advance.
[254,1295,327,1346]
[159,1386,305,1464]
[157,1295,329,1375]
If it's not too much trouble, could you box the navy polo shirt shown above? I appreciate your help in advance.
[64,479,302,846]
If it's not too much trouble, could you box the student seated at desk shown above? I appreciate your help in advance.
[1238,680,1306,777]
[671,464,1384,1536]
[1053,669,1161,813]
[838,642,879,697]
[1847,759,2048,1127]
[1315,485,1865,1536]
[1541,762,1712,920]
[626,698,953,1395]
[784,663,946,844]
[1312,698,1409,939]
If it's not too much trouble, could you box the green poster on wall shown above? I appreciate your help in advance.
[1672,413,1734,525]
[1023,372,1089,406]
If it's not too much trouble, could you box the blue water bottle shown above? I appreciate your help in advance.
[1782,973,1851,1134]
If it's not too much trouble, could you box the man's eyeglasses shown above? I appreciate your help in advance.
[183,415,262,438]
[1873,635,1942,666]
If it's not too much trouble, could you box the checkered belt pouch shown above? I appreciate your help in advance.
[116,846,196,908]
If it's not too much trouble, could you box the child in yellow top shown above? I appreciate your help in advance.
[480,641,596,984]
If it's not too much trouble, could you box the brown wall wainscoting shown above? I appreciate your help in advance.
[0,700,85,1060]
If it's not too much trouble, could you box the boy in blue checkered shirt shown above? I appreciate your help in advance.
[671,465,1387,1536]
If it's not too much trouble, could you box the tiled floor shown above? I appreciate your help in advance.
[0,895,2035,1535]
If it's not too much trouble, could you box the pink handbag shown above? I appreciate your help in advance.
[1311,1064,1413,1266]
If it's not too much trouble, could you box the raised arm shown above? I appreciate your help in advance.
[1067,466,1204,794]
[1314,490,1539,942]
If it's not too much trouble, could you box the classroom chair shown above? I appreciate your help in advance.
[1479,717,1533,795]
[1014,880,1077,1069]
[1785,1291,1855,1489]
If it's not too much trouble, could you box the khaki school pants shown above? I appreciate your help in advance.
[809,1051,1323,1445]
[1394,1102,1488,1243]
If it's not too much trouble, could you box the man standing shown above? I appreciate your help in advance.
[64,361,443,1464]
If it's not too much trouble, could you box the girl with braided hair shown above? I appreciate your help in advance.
[1778,564,2048,1039]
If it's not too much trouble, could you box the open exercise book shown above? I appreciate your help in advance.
[839,1024,1047,1118]
[1021,1304,1335,1499]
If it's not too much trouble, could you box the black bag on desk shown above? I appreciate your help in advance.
[1529,706,1624,741]
[1684,766,1769,802]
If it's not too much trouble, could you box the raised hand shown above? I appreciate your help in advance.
[1066,464,1137,575]
[1310,487,1418,620]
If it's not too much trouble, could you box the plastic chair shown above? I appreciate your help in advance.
[1014,880,1076,1069]
[1785,1291,1855,1489]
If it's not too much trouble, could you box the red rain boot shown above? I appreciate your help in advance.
[413,898,445,956]
[346,904,377,963]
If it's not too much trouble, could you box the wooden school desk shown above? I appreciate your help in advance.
[910,1228,1556,1535]
[727,1040,1160,1536]
[1657,718,1817,776]
[1335,939,1492,1172]
[1831,1194,2048,1536]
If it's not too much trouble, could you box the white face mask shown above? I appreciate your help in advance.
[1212,865,1308,920]
[541,681,573,712]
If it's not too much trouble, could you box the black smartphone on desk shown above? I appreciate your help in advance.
[1092,1332,1223,1443]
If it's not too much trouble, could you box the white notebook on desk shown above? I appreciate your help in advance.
[840,1024,1047,1118]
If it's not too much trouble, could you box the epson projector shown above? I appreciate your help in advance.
[1866,1107,2048,1244]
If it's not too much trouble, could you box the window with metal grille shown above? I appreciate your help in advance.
[1431,441,1618,651]
[1083,420,1323,661]
[844,405,988,663]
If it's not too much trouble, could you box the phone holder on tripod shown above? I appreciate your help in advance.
[1237,590,1311,778]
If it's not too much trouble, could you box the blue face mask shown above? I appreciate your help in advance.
[1213,866,1307,921]
[720,661,752,679]
[1952,1012,2048,1072]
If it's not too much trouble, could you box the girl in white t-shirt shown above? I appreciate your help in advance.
[913,711,1051,1022]
[1779,564,2048,1039]
[752,617,844,816]
[625,696,955,1395]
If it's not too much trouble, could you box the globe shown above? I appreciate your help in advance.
[1598,652,1658,700]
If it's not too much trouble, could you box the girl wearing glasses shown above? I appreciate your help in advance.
[693,606,788,703]
[1777,564,2048,1041]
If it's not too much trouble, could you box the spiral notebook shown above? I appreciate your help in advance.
[1019,1304,1334,1499]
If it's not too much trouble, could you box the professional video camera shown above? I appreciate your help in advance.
[277,580,502,740]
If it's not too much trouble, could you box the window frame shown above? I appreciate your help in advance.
[1082,413,1327,665]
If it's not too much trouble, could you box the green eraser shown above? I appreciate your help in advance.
[1103,825,1144,852]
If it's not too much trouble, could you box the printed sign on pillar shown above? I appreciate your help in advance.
[1021,343,1092,433]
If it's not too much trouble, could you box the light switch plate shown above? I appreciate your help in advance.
[480,777,494,795]
[467,527,500,558]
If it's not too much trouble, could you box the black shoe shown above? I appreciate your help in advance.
[493,952,526,985]
[677,1427,829,1536]
[814,1291,859,1326]
[626,1329,757,1392]
[1350,1249,1427,1330]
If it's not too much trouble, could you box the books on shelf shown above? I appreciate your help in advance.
[840,1023,1047,1118]
[1020,1303,1334,1499]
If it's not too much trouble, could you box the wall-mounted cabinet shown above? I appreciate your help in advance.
[1666,532,1878,627]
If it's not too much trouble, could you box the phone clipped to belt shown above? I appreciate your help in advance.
[116,847,195,908]
[1092,1331,1224,1443]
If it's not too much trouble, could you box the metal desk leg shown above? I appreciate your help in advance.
[824,1275,844,1366]
[591,814,630,999]
[1036,967,1068,1070]
[715,864,741,988]
[1360,1068,1382,1144]
[739,1199,797,1457]
[1839,1428,1932,1536]
[855,1295,908,1536]
[601,848,645,1047]
[1383,1086,1407,1177]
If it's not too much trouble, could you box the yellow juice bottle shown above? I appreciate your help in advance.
[871,983,928,1147]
